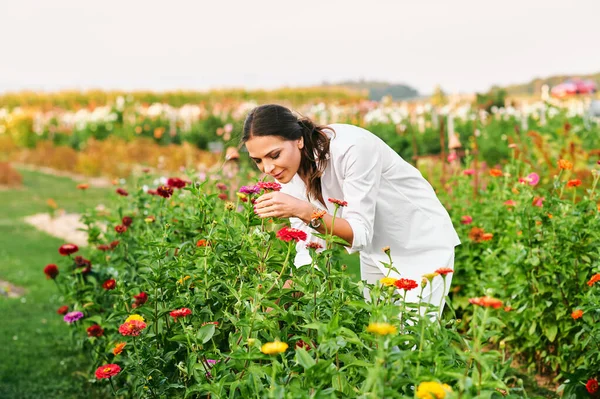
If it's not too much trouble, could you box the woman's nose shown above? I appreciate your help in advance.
[263,161,275,174]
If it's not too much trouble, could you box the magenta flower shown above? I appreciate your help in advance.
[64,311,84,323]
[463,169,475,176]
[519,173,539,186]
[239,185,260,195]
[460,215,473,225]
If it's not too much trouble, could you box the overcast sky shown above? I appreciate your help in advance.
[1,0,598,95]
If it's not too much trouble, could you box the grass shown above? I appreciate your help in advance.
[0,169,115,398]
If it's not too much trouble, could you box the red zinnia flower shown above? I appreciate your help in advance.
[216,182,228,191]
[103,279,116,290]
[167,177,187,189]
[306,242,323,250]
[196,239,209,247]
[276,227,307,242]
[118,320,147,336]
[571,309,583,320]
[566,179,581,188]
[328,198,348,207]
[394,278,418,291]
[95,363,121,379]
[44,264,59,279]
[504,200,516,207]
[114,225,127,234]
[110,240,120,249]
[157,185,174,198]
[133,292,148,307]
[217,193,228,200]
[116,188,129,196]
[295,339,312,351]
[58,243,79,256]
[256,181,282,192]
[170,307,192,322]
[586,378,599,394]
[87,324,104,337]
[435,267,454,276]
[201,321,219,327]
[469,296,503,309]
[97,244,111,251]
[587,273,600,287]
[57,305,69,315]
[121,216,133,227]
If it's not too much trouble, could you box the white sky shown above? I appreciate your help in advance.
[1,0,598,95]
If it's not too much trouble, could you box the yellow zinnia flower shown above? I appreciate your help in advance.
[380,277,397,287]
[416,381,452,399]
[423,272,439,282]
[261,341,288,355]
[177,275,191,285]
[125,314,145,323]
[366,322,397,336]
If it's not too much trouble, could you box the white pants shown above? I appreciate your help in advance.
[360,252,454,314]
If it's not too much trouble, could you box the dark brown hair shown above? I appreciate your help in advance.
[242,104,333,203]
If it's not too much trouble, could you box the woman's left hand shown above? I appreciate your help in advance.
[254,192,310,220]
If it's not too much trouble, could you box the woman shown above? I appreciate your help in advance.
[245,104,460,307]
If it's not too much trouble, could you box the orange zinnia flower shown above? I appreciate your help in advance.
[566,179,581,188]
[435,267,453,276]
[571,309,583,320]
[558,159,573,170]
[489,169,503,177]
[469,296,503,309]
[77,183,89,190]
[587,273,600,287]
[113,342,126,355]
[482,233,493,241]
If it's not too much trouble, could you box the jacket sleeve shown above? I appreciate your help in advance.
[339,136,382,253]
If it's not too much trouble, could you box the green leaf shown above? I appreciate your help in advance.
[196,324,216,344]
[294,347,316,370]
[544,324,558,342]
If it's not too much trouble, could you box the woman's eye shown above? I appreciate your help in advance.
[271,153,280,159]
[253,159,262,164]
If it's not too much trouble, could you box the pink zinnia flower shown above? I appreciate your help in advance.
[256,181,282,192]
[463,169,475,176]
[460,215,473,225]
[526,172,539,186]
[532,197,545,207]
[504,200,516,207]
[118,320,147,336]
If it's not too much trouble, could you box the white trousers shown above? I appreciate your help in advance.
[360,252,455,313]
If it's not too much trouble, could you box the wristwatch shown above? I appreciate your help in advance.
[308,216,322,229]
[307,207,324,229]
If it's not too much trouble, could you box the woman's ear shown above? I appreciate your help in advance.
[297,137,304,149]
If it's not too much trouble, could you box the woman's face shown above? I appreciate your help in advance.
[245,135,303,184]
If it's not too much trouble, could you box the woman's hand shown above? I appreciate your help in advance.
[254,192,311,221]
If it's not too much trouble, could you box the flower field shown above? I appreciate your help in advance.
[2,91,600,397]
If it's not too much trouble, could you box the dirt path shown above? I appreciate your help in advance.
[23,211,90,247]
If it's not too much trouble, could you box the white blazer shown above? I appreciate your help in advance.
[281,123,461,281]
